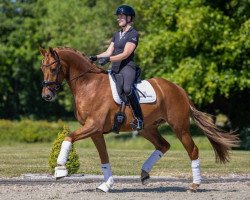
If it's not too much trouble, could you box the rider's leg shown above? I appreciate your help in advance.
[126,89,144,130]
[111,73,127,133]
[120,65,144,130]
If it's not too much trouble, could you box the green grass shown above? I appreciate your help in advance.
[0,138,249,178]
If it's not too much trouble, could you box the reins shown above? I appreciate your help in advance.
[68,63,105,83]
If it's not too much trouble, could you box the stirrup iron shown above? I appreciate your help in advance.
[112,102,126,134]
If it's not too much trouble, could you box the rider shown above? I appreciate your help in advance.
[89,5,143,130]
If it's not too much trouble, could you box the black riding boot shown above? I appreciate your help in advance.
[127,89,144,130]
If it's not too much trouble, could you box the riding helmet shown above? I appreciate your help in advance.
[115,5,135,17]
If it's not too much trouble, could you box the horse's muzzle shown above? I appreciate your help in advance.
[42,88,56,102]
[42,93,53,101]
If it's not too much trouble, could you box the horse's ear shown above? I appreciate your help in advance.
[49,47,55,56]
[39,47,47,57]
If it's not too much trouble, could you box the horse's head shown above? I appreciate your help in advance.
[40,47,64,101]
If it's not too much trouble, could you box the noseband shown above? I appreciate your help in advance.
[41,51,63,92]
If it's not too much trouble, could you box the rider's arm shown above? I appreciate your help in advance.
[110,42,136,62]
[96,42,114,58]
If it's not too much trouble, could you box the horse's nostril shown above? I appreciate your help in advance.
[42,94,51,100]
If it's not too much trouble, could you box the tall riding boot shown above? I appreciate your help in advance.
[127,89,144,130]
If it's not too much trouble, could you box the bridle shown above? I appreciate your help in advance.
[41,50,63,92]
[41,50,103,93]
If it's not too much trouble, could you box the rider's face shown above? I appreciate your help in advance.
[117,14,128,27]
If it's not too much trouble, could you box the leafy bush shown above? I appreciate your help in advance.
[48,126,80,174]
[0,119,64,143]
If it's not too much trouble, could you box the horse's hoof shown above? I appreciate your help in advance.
[54,166,68,180]
[96,177,114,193]
[96,187,106,193]
[96,182,111,193]
[187,183,200,193]
[55,176,64,181]
[141,170,150,185]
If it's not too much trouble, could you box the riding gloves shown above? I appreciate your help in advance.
[98,57,110,66]
[89,55,97,62]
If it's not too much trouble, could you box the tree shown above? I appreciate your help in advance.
[127,0,250,129]
[0,0,70,119]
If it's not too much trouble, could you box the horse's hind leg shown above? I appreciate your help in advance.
[139,126,170,184]
[170,119,201,192]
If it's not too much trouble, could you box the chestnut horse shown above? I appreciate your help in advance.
[40,47,239,192]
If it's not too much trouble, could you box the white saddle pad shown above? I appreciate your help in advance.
[108,71,156,104]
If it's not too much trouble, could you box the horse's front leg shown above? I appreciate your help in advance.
[91,134,114,192]
[55,120,102,180]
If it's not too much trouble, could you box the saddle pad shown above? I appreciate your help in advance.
[108,71,156,104]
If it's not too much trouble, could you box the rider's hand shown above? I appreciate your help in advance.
[98,57,110,66]
[89,55,97,62]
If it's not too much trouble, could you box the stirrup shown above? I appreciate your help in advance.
[112,111,126,134]
[111,102,126,134]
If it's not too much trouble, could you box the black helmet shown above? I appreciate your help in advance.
[115,5,135,17]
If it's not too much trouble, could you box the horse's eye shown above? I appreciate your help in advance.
[50,68,57,74]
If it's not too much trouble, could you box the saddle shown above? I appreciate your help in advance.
[108,70,156,133]
[108,70,156,104]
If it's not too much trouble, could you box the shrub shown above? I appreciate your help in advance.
[0,120,20,141]
[0,119,64,143]
[48,125,80,175]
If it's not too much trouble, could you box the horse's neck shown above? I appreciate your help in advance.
[59,50,90,81]
[70,73,108,102]
[58,50,106,97]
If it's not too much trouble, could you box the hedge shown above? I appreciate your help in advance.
[0,119,64,143]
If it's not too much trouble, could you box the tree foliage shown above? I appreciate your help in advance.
[128,0,250,128]
[130,0,249,103]
[0,0,249,131]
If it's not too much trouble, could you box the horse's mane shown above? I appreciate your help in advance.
[55,46,107,74]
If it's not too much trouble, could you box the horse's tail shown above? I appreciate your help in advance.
[189,103,240,163]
